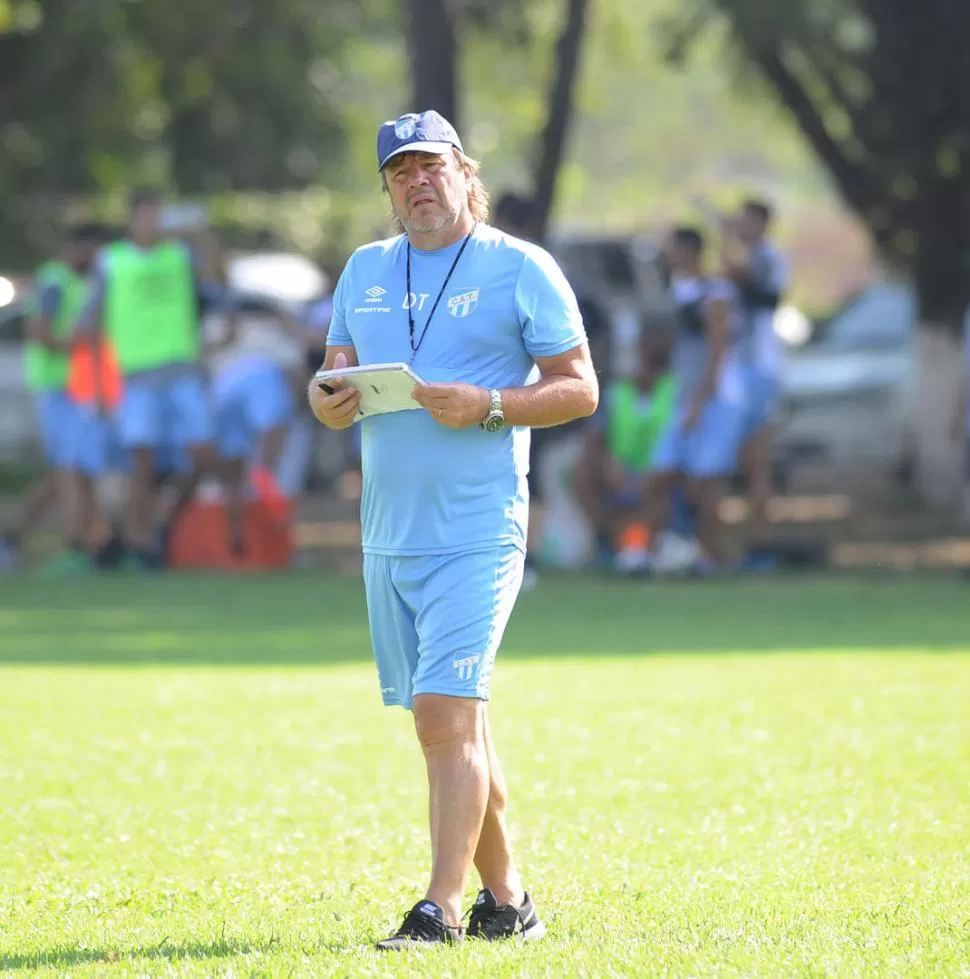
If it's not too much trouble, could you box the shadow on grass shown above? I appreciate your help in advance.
[0,571,968,666]
[0,936,278,971]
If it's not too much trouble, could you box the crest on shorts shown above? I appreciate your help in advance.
[394,114,419,140]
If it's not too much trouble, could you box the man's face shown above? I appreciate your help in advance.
[663,233,692,273]
[738,208,767,245]
[68,239,99,273]
[130,200,161,241]
[383,151,468,235]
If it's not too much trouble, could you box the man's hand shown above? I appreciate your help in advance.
[412,382,490,429]
[308,352,360,430]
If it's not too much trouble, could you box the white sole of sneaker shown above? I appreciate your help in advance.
[522,919,546,941]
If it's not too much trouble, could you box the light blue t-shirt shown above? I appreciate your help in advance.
[327,224,586,556]
[738,241,787,376]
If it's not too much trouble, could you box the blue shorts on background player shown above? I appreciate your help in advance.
[213,358,295,526]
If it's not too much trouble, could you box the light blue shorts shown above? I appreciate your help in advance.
[362,545,526,709]
[651,399,745,479]
[214,364,294,460]
[741,370,780,441]
[69,406,190,477]
[69,403,115,476]
[115,373,213,450]
[35,390,79,470]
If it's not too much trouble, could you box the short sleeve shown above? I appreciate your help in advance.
[514,247,587,359]
[326,263,353,347]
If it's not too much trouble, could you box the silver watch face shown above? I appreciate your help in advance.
[483,413,505,433]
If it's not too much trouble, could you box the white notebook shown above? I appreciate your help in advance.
[314,362,425,421]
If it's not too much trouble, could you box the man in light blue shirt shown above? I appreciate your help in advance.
[723,199,788,569]
[308,110,598,948]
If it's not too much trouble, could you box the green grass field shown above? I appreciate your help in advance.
[1,574,968,978]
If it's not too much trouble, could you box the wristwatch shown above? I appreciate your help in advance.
[480,388,505,433]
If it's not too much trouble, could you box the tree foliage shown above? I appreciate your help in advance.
[666,0,970,322]
[0,0,353,262]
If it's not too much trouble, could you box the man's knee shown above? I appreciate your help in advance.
[413,694,483,749]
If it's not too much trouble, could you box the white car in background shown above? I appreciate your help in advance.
[777,281,917,484]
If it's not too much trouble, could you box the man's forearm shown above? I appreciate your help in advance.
[500,374,598,429]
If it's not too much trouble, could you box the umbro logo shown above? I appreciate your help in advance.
[354,285,391,314]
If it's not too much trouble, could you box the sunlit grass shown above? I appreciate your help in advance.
[1,574,968,977]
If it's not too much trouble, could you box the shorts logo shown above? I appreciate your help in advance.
[447,288,479,318]
[453,654,481,681]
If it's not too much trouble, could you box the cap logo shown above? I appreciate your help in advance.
[394,114,418,140]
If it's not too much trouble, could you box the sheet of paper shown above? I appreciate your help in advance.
[314,362,426,420]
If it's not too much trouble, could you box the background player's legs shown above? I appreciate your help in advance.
[126,447,158,557]
[742,423,774,551]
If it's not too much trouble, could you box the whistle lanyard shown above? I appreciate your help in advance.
[405,226,475,363]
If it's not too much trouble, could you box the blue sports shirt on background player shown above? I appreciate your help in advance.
[326,224,587,557]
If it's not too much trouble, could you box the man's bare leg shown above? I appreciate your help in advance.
[473,709,524,907]
[3,473,58,545]
[742,425,774,548]
[412,693,489,927]
[692,476,730,564]
[126,447,157,554]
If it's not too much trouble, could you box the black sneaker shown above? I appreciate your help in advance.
[375,900,463,950]
[466,888,546,941]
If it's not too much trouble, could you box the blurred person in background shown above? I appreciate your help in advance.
[74,189,231,569]
[493,191,611,587]
[207,287,305,557]
[720,198,787,571]
[278,284,359,500]
[632,227,746,575]
[571,331,677,568]
[0,224,104,573]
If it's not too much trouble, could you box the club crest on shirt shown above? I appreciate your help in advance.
[447,288,480,318]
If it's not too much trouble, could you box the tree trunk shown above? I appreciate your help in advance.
[405,0,459,129]
[913,325,964,510]
[530,0,589,244]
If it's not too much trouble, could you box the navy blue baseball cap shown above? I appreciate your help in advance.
[377,110,463,172]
